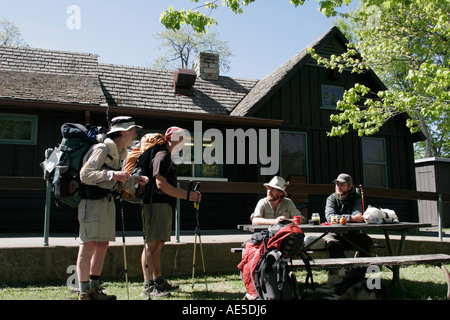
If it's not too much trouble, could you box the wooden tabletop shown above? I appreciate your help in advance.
[238,222,432,233]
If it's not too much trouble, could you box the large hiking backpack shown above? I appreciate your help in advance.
[41,123,106,209]
[238,221,309,300]
[121,133,165,203]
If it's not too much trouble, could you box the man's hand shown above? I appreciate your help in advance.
[135,175,149,186]
[188,190,202,203]
[113,171,131,184]
[275,216,287,223]
[350,213,364,222]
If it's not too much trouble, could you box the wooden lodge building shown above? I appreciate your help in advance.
[0,27,424,233]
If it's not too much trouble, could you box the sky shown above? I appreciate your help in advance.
[1,0,357,80]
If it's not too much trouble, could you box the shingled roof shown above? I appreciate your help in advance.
[0,45,257,115]
[98,63,256,115]
[0,46,105,106]
[0,70,105,106]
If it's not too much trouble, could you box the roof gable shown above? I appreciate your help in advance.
[230,26,365,117]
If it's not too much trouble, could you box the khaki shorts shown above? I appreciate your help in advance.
[78,195,116,243]
[143,203,173,242]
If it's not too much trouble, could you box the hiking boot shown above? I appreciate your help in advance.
[150,285,171,298]
[78,292,91,300]
[141,284,170,298]
[89,286,117,300]
[140,284,151,298]
[155,279,179,291]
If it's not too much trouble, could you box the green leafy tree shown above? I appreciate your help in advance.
[308,0,449,158]
[0,19,27,46]
[161,1,449,158]
[160,0,356,33]
[152,25,232,73]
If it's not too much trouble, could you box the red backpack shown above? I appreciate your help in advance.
[238,221,306,300]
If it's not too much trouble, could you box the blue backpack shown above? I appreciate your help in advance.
[42,123,106,209]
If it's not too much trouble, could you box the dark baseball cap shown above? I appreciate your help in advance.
[333,173,353,185]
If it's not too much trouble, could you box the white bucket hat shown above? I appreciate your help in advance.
[264,176,288,196]
[107,116,142,134]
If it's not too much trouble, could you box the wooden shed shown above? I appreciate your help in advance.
[415,157,450,227]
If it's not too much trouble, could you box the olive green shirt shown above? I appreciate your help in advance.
[250,197,301,221]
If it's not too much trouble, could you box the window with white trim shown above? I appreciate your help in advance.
[280,131,308,179]
[0,113,38,145]
[137,129,223,179]
[362,137,388,188]
[321,84,344,110]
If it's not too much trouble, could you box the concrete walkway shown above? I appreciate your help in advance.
[0,229,252,248]
[0,228,448,249]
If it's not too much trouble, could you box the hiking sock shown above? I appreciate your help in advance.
[80,281,90,294]
[89,275,101,289]
[143,280,155,288]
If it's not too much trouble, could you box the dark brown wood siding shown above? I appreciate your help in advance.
[0,106,263,232]
[253,65,419,222]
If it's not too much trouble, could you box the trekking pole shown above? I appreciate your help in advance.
[119,196,130,300]
[140,196,151,300]
[190,182,208,293]
[359,184,365,213]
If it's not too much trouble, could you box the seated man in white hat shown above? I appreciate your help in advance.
[250,176,306,225]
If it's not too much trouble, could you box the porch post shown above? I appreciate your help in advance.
[438,193,443,241]
[43,179,51,246]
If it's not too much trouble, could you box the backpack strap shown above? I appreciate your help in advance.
[103,138,121,170]
[80,139,121,200]
[296,251,315,298]
[250,245,264,299]
[139,144,170,203]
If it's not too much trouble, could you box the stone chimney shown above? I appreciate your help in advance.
[194,52,219,80]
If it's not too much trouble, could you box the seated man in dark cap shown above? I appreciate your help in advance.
[324,173,373,258]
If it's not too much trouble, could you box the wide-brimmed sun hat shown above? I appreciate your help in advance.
[107,116,142,134]
[264,176,288,196]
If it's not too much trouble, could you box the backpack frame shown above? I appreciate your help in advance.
[121,138,168,204]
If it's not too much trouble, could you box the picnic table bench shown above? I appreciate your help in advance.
[291,253,450,299]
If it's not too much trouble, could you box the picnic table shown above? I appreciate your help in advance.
[236,221,450,298]
[238,222,432,256]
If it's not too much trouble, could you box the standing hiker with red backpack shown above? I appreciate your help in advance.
[76,116,149,300]
[140,126,202,298]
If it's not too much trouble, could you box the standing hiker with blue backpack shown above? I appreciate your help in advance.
[76,116,149,300]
